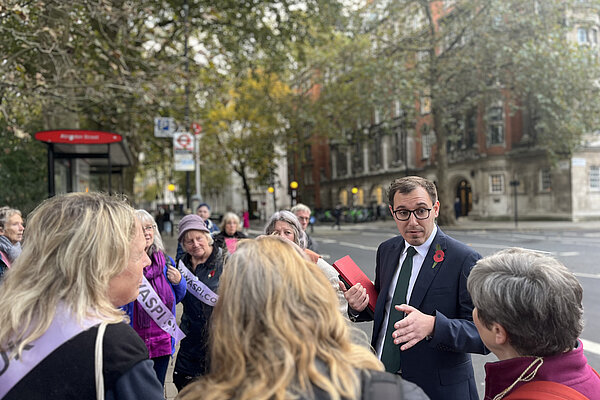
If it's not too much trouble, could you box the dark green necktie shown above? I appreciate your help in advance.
[381,246,417,373]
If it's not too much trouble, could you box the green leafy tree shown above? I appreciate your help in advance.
[201,69,290,214]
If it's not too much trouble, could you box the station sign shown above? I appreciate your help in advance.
[173,132,194,171]
[35,130,122,144]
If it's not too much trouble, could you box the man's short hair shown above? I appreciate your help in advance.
[387,176,437,206]
[467,247,583,356]
[196,203,210,211]
[291,203,311,214]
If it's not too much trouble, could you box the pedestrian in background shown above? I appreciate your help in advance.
[0,192,163,399]
[173,214,224,391]
[122,210,186,387]
[468,247,600,399]
[291,203,318,251]
[0,206,24,282]
[212,212,247,255]
[332,204,342,230]
[196,203,219,234]
[178,236,428,400]
[242,209,250,234]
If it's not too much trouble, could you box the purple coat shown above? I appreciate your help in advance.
[123,256,186,358]
[484,340,600,400]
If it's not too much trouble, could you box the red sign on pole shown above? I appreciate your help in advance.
[35,130,122,144]
[191,122,202,135]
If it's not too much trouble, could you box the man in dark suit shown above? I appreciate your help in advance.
[341,176,488,400]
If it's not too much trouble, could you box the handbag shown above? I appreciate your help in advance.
[95,322,108,400]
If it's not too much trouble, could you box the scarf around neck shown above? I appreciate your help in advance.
[0,235,21,262]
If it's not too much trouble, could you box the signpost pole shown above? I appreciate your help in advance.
[48,143,55,198]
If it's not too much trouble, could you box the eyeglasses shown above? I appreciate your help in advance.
[142,225,156,232]
[392,208,432,221]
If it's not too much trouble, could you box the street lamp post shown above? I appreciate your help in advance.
[510,180,520,228]
[268,186,276,213]
[351,187,358,206]
[290,181,298,206]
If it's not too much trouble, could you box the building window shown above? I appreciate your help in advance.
[590,166,600,190]
[422,124,432,159]
[393,126,404,163]
[369,133,382,169]
[490,174,504,194]
[578,28,588,44]
[487,104,504,146]
[335,147,347,177]
[591,28,598,45]
[539,168,552,191]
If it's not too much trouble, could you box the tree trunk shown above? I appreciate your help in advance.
[432,102,455,226]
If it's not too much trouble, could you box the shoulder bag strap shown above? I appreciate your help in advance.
[95,322,108,400]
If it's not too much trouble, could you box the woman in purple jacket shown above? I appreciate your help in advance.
[123,210,187,386]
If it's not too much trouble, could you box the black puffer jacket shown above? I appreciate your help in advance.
[174,247,224,377]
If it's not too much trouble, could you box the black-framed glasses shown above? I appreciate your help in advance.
[392,208,432,221]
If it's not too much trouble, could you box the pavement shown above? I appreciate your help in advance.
[158,214,600,398]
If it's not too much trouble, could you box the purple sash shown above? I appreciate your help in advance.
[176,260,219,306]
[137,276,186,342]
[0,305,101,398]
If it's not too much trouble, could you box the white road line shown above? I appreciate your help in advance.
[558,251,579,257]
[338,241,379,251]
[574,272,600,279]
[362,232,397,238]
[581,339,600,356]
[316,238,337,244]
[466,243,552,255]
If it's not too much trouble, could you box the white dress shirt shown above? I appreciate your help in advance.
[375,225,437,358]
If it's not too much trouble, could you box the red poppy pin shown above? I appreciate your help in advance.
[432,244,444,268]
[208,269,215,278]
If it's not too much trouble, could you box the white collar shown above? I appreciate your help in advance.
[403,225,438,257]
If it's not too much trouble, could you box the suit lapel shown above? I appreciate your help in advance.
[380,239,404,297]
[409,228,447,309]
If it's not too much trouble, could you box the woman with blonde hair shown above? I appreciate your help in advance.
[179,236,426,400]
[212,212,247,255]
[0,192,164,399]
[122,209,186,387]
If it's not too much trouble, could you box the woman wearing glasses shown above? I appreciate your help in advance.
[122,209,186,387]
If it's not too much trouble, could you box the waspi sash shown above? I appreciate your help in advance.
[137,276,186,342]
[177,260,219,306]
[0,306,101,398]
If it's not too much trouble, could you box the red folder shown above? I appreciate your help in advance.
[333,255,378,312]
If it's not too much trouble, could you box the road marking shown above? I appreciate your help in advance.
[558,251,579,257]
[362,232,397,238]
[581,339,600,356]
[338,241,379,251]
[315,238,338,244]
[574,272,600,279]
[466,243,552,255]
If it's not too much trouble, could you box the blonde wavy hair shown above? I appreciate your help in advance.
[0,192,137,357]
[179,236,383,400]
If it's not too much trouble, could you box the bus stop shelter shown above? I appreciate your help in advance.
[35,129,133,197]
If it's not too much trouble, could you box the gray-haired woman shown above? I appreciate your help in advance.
[0,207,24,281]
[264,210,348,313]
[467,247,600,399]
